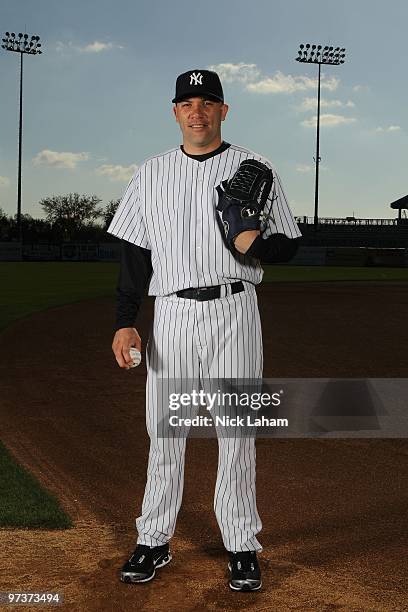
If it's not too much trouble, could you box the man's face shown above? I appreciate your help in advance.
[173,96,229,149]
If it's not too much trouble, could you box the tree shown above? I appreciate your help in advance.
[19,213,53,242]
[102,198,120,228]
[38,193,103,239]
[0,208,12,240]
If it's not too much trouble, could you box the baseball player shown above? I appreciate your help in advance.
[108,69,302,592]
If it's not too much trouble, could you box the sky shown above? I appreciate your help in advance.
[0,0,407,222]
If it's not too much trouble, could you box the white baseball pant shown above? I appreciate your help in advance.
[135,281,263,552]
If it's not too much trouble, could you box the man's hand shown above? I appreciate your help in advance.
[112,327,142,369]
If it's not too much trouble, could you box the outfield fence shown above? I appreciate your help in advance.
[1,241,408,267]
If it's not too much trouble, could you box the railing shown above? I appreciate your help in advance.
[295,216,401,226]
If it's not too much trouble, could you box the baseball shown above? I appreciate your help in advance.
[128,347,142,368]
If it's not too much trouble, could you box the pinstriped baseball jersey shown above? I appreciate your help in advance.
[107,143,301,295]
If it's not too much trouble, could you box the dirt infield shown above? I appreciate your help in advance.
[0,281,407,611]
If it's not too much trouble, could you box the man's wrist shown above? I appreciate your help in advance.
[114,324,136,333]
[246,234,301,263]
[233,230,261,254]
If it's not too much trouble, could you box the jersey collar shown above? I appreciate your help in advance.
[180,141,231,162]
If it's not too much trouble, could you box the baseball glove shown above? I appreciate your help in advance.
[215,159,274,250]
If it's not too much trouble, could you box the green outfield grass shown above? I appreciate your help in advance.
[262,265,408,282]
[0,440,72,529]
[0,261,119,331]
[2,261,408,332]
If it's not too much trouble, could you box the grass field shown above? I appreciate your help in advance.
[262,265,408,282]
[2,261,408,331]
[0,440,72,529]
[0,261,119,331]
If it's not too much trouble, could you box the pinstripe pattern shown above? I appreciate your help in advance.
[136,284,263,552]
[107,144,302,295]
[108,143,300,553]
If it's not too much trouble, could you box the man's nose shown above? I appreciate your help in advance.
[189,101,206,113]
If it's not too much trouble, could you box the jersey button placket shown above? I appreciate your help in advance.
[196,165,203,274]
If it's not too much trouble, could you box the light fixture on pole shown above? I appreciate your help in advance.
[2,31,42,244]
[295,43,346,230]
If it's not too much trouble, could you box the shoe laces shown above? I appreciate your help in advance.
[129,544,151,564]
[231,551,257,573]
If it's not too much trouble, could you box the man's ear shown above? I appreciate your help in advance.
[221,103,229,121]
[173,104,179,123]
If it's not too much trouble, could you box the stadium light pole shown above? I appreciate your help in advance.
[2,31,42,244]
[295,43,346,230]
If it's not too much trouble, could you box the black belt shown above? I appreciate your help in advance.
[176,281,244,301]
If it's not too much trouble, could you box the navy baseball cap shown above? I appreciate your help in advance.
[172,69,224,104]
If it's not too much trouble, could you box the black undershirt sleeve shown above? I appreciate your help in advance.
[246,233,301,263]
[114,240,153,332]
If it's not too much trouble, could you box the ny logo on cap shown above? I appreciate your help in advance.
[190,72,203,85]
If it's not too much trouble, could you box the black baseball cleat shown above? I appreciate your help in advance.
[120,543,172,584]
[227,551,262,591]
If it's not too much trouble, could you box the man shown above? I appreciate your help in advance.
[108,69,302,591]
